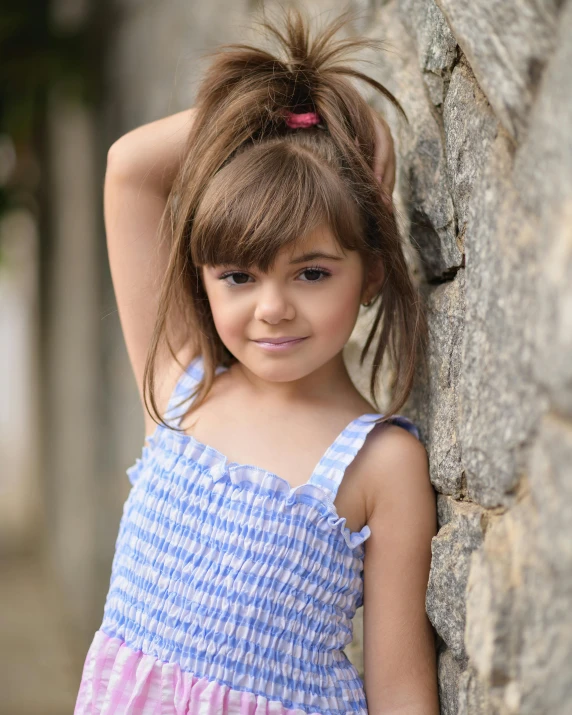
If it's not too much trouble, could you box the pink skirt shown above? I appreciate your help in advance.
[75,630,317,715]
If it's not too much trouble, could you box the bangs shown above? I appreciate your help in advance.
[190,140,365,271]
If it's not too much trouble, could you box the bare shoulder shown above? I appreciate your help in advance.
[355,421,434,523]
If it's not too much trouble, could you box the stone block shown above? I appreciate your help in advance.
[532,203,572,419]
[435,0,561,141]
[457,664,491,715]
[459,132,545,508]
[463,446,572,715]
[426,497,485,660]
[516,414,572,714]
[437,645,464,715]
[398,0,458,106]
[366,1,460,281]
[419,271,465,496]
[443,59,498,241]
[511,1,572,418]
[465,501,532,711]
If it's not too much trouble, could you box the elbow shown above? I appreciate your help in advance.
[105,136,141,182]
[106,139,128,177]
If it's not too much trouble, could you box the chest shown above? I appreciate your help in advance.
[178,403,369,535]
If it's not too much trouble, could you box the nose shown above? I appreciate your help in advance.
[253,282,295,324]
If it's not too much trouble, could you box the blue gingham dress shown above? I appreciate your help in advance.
[76,355,420,714]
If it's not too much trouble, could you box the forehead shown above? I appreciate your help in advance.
[280,224,347,262]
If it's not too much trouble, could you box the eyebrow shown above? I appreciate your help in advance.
[289,251,344,264]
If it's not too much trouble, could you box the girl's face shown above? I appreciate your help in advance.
[201,224,381,384]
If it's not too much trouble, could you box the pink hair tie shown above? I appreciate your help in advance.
[284,111,321,129]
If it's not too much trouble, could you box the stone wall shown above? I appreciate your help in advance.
[350,1,571,713]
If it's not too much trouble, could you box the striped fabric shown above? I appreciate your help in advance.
[75,356,420,714]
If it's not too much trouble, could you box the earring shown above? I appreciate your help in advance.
[362,298,372,307]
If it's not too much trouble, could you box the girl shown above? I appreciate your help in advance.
[76,9,438,715]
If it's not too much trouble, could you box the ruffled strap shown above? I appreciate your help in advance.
[163,354,230,428]
[127,356,221,486]
[309,412,421,502]
[162,355,205,427]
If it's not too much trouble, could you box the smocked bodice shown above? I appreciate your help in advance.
[75,356,420,715]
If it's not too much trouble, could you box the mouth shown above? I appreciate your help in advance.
[252,336,308,351]
[253,337,308,344]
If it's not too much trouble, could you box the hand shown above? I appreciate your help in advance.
[371,110,396,208]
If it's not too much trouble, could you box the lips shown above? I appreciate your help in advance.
[253,337,307,344]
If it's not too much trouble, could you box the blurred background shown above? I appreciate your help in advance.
[2,0,572,713]
[0,0,308,711]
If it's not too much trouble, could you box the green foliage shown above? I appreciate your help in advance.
[1,0,99,137]
[0,0,101,228]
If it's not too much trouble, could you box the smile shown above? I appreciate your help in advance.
[252,337,308,351]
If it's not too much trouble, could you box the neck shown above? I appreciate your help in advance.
[232,351,356,406]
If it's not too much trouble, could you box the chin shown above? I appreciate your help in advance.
[251,363,306,382]
[237,354,312,382]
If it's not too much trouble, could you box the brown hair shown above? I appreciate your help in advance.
[144,7,428,431]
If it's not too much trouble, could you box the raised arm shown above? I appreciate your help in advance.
[104,109,197,435]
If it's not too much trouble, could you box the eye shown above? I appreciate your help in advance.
[298,266,331,282]
[219,271,252,286]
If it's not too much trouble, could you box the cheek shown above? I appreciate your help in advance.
[207,288,248,341]
[311,275,362,334]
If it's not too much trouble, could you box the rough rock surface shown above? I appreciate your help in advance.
[363,1,460,281]
[434,0,560,141]
[443,60,498,241]
[459,131,545,509]
[351,0,572,711]
[399,0,457,106]
[426,497,485,660]
[413,274,465,496]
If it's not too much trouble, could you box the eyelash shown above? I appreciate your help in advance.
[218,265,332,286]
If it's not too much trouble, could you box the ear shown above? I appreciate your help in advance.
[361,257,385,304]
